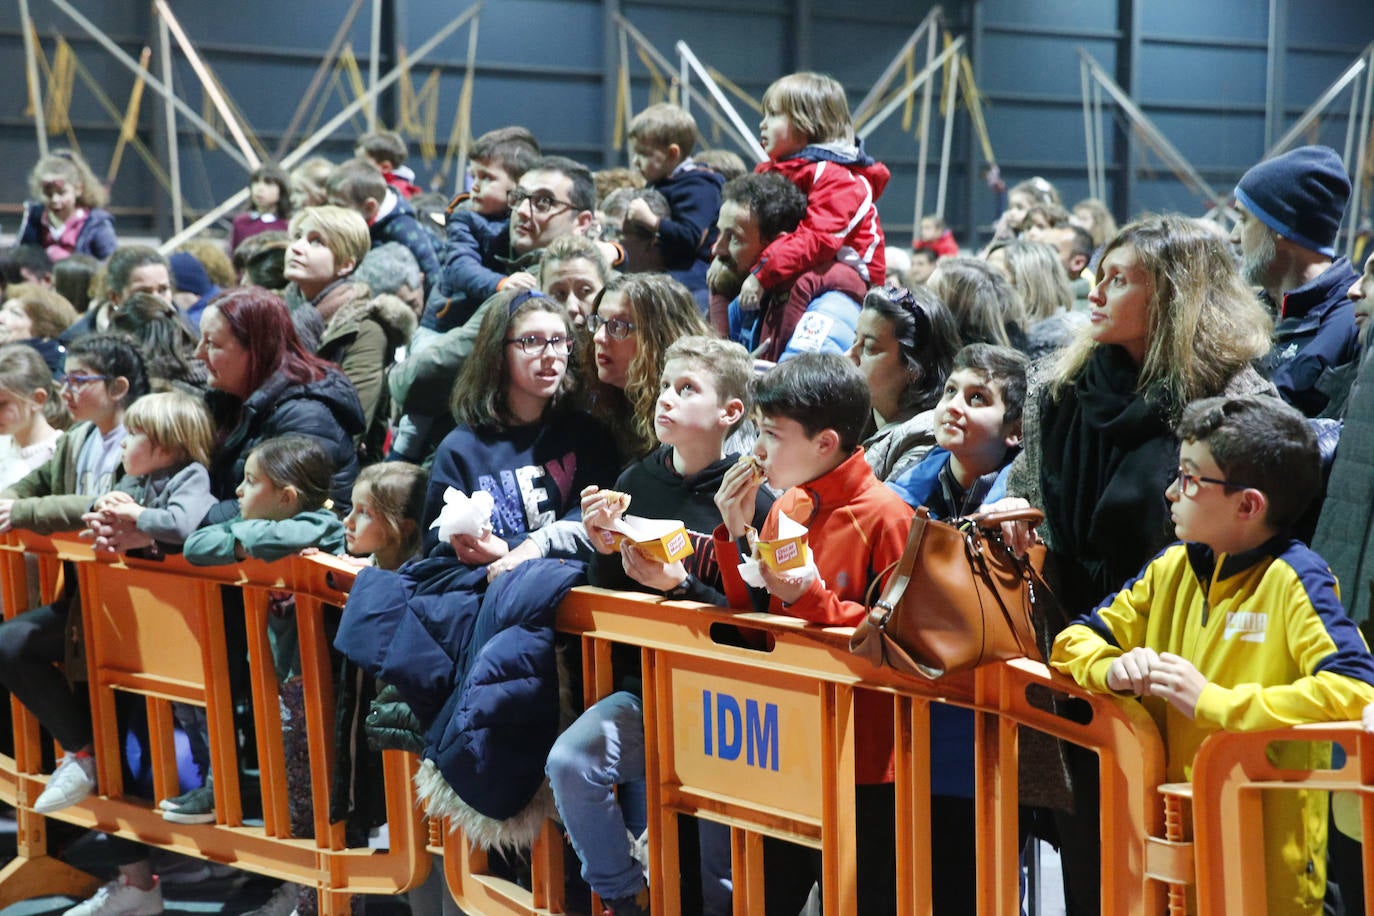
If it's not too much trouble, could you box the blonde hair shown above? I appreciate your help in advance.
[123,391,215,467]
[290,157,336,209]
[4,283,79,338]
[627,103,697,156]
[353,461,427,565]
[288,206,371,273]
[29,150,107,208]
[1073,197,1119,249]
[1052,214,1272,413]
[998,240,1073,321]
[762,72,853,145]
[662,335,752,434]
[178,239,236,288]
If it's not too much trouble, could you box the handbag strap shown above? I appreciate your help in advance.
[868,508,931,626]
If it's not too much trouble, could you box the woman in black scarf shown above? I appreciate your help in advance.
[995,213,1274,915]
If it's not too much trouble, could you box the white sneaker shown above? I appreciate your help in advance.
[62,875,163,915]
[34,753,97,814]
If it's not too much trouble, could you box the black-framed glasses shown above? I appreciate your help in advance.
[506,334,573,356]
[60,373,111,390]
[1173,467,1248,499]
[586,313,636,340]
[507,188,577,216]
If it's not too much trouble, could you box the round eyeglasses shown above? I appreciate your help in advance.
[506,334,573,356]
[586,313,636,340]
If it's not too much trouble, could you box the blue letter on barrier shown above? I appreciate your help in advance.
[746,699,779,771]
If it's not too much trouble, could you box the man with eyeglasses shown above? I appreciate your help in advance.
[389,156,622,464]
[709,173,867,366]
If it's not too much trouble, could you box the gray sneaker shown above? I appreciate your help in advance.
[34,753,97,814]
[242,881,301,916]
[160,785,215,825]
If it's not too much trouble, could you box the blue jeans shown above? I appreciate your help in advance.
[547,691,731,913]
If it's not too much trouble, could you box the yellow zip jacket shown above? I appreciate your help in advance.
[1051,536,1374,915]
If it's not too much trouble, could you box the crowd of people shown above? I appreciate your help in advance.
[1,66,1374,916]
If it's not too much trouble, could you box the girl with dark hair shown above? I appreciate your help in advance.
[231,161,294,254]
[849,284,963,481]
[420,288,619,560]
[193,286,364,523]
[108,292,207,394]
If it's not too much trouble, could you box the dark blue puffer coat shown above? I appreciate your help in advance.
[335,556,585,820]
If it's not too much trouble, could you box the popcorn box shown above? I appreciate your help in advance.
[602,516,695,564]
[756,514,810,572]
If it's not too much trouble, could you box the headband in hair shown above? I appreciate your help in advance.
[508,289,549,315]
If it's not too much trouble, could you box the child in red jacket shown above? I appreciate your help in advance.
[738,72,890,309]
[713,353,912,913]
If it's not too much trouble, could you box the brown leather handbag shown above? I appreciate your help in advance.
[850,506,1047,679]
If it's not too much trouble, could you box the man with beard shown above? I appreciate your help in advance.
[1233,145,1358,416]
[710,173,866,365]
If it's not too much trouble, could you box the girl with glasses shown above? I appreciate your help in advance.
[420,288,620,563]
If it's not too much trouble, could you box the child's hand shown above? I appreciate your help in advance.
[92,491,135,513]
[1105,646,1162,696]
[450,530,509,566]
[579,485,624,554]
[1147,652,1208,719]
[759,561,815,605]
[981,496,1039,556]
[102,501,144,524]
[714,461,763,541]
[503,270,538,292]
[624,199,661,234]
[621,544,686,593]
[737,274,764,310]
[487,538,542,581]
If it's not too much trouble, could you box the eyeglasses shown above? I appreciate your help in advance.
[60,373,110,390]
[506,334,573,356]
[507,188,577,216]
[1173,467,1248,499]
[586,313,636,340]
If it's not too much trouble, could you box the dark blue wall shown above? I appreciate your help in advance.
[1,1,1370,248]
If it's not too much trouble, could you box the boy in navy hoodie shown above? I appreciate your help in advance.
[421,126,542,336]
[327,158,440,298]
[547,335,771,916]
[623,104,723,306]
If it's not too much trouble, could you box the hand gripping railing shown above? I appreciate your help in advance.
[0,530,428,913]
[439,586,1169,915]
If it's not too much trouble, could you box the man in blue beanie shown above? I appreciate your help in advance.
[1233,144,1359,417]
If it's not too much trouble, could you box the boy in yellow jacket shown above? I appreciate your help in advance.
[1051,395,1374,915]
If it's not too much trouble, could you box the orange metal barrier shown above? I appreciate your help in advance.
[7,528,1335,915]
[441,586,1170,915]
[1189,722,1374,916]
[0,531,428,913]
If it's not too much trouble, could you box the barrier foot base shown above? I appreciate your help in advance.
[0,853,102,907]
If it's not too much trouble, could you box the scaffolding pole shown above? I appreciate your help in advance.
[452,14,481,195]
[912,20,939,231]
[157,13,182,236]
[1347,44,1373,257]
[852,6,941,128]
[153,0,261,169]
[1077,49,1228,214]
[368,0,382,132]
[1267,42,1372,159]
[674,41,766,162]
[614,15,761,163]
[47,0,253,171]
[276,0,366,158]
[19,0,47,157]
[934,45,959,220]
[159,1,482,252]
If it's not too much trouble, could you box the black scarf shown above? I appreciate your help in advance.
[1038,345,1180,616]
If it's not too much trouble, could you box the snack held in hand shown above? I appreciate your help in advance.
[429,487,495,541]
[598,514,694,564]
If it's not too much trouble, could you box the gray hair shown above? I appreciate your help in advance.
[352,242,422,296]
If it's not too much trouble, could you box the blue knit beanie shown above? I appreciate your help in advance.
[1234,145,1350,257]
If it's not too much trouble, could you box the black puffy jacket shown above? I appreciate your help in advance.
[205,367,365,523]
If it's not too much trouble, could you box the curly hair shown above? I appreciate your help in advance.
[29,149,107,209]
[584,274,713,458]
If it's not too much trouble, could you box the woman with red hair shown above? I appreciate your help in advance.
[194,286,364,523]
